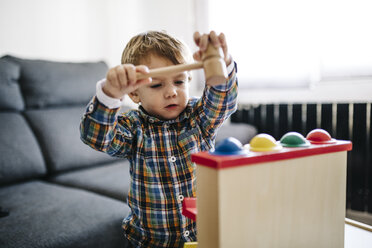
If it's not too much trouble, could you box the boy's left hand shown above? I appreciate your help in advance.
[193,31,232,66]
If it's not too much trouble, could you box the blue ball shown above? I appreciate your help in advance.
[210,137,247,156]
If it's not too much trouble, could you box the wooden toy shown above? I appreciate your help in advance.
[183,242,198,248]
[136,43,228,85]
[186,130,352,248]
[182,197,197,221]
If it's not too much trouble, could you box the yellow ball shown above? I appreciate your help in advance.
[249,133,282,152]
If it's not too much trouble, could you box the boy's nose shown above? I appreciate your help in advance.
[164,85,177,98]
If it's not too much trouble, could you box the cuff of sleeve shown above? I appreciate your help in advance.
[226,59,235,74]
[85,96,119,125]
[96,79,124,109]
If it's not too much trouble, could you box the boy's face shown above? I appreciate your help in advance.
[129,54,190,120]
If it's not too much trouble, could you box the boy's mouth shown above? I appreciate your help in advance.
[165,104,178,109]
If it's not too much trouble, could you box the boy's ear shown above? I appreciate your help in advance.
[128,90,141,104]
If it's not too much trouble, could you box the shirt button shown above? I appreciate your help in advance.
[177,195,184,202]
[184,230,190,237]
[169,156,176,163]
[88,103,94,112]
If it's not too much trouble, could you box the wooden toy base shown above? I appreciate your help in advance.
[196,152,347,248]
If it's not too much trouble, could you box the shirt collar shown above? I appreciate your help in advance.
[138,100,193,124]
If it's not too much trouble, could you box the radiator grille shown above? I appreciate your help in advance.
[231,103,372,213]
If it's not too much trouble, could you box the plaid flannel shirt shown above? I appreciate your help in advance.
[80,63,238,248]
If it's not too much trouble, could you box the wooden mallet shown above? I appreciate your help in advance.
[136,43,228,86]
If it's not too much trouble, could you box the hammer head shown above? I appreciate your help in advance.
[202,44,228,86]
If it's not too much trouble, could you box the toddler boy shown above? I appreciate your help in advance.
[80,30,238,248]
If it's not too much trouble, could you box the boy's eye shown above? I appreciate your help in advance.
[175,80,185,85]
[150,83,162,89]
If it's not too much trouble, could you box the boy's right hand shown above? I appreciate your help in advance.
[102,64,152,99]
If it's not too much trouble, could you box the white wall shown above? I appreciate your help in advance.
[0,0,203,99]
[0,0,197,67]
[104,0,198,67]
[0,0,109,62]
[3,0,369,104]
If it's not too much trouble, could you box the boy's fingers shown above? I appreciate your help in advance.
[209,31,221,48]
[193,51,202,61]
[217,32,231,64]
[193,31,201,46]
[136,78,152,88]
[136,65,150,74]
[195,31,223,52]
[135,66,152,87]
[107,68,119,89]
[218,33,228,55]
[115,65,128,88]
[199,34,209,52]
[134,65,151,83]
[218,32,227,49]
[124,64,136,86]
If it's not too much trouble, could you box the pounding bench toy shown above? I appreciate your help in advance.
[183,129,352,248]
[137,43,228,86]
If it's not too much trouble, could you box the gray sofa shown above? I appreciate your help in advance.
[0,55,256,248]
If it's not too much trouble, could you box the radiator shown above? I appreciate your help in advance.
[231,103,372,213]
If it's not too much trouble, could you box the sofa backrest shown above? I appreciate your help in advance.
[0,58,46,185]
[1,55,120,178]
[2,55,107,109]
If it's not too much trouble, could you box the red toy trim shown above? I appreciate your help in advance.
[191,140,352,170]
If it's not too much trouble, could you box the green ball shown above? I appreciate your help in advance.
[280,132,310,148]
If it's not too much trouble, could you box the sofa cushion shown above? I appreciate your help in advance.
[50,160,131,202]
[24,106,119,173]
[0,113,46,185]
[0,58,24,111]
[2,55,107,108]
[0,181,130,248]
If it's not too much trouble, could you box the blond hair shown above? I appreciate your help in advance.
[121,31,192,66]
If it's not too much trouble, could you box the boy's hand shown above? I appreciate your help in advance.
[102,64,152,99]
[193,31,232,66]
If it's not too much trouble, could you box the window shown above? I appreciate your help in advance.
[204,0,372,88]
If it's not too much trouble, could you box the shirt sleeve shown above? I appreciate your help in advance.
[79,96,134,158]
[96,79,124,109]
[195,61,238,140]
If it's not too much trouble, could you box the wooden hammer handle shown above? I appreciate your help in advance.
[136,61,203,80]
